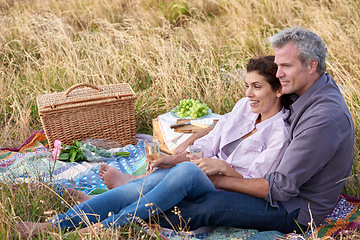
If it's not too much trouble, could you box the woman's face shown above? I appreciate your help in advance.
[245,71,283,121]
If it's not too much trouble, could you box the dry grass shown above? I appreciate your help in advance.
[0,180,159,239]
[1,0,360,238]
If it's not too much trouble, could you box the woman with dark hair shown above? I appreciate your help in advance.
[17,56,291,237]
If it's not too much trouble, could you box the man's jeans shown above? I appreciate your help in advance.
[160,191,306,234]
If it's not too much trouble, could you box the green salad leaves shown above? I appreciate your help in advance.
[57,140,129,162]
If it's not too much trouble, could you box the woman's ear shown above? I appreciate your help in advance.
[276,86,284,97]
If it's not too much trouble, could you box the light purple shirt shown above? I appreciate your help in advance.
[193,98,290,178]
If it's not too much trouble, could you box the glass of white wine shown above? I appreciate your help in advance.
[189,145,204,159]
[144,138,160,168]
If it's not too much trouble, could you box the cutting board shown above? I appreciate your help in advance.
[174,119,218,133]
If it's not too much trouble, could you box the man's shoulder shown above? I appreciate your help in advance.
[304,74,350,118]
[291,74,353,131]
[305,95,351,131]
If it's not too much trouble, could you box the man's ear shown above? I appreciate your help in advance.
[308,59,318,75]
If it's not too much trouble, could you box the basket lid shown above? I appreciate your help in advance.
[37,83,136,111]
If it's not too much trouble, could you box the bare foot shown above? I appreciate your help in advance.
[15,221,51,238]
[98,163,145,189]
[65,187,92,203]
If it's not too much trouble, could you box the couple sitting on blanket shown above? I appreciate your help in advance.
[17,26,355,238]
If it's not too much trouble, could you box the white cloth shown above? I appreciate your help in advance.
[193,97,290,179]
[158,112,221,151]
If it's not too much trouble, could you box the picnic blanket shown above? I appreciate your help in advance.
[1,131,359,239]
[0,131,148,194]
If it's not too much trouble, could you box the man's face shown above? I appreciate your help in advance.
[274,42,315,96]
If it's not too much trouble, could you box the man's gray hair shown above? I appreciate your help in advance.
[269,26,327,75]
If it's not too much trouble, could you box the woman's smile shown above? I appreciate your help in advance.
[249,100,259,107]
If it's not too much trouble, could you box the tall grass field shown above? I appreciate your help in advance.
[1,0,360,238]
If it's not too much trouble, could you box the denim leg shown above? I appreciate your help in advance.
[159,191,305,234]
[101,162,216,228]
[52,168,170,230]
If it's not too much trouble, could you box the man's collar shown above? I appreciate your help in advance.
[290,74,327,111]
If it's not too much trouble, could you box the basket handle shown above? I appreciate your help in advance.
[64,83,101,97]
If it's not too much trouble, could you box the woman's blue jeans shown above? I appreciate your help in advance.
[51,161,216,229]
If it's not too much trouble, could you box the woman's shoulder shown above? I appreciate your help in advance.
[259,108,290,138]
[274,109,291,132]
[234,97,249,106]
[232,97,252,113]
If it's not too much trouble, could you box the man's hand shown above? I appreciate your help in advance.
[208,174,223,188]
[208,175,270,198]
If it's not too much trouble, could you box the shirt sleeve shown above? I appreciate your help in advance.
[246,128,289,178]
[193,99,245,157]
[193,111,231,157]
[265,114,342,205]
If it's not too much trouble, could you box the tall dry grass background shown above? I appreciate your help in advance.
[0,0,360,238]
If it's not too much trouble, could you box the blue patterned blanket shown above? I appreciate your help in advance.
[0,138,148,195]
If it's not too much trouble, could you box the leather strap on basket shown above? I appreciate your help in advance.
[64,83,101,97]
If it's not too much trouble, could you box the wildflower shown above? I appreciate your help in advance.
[44,210,55,215]
[52,140,64,161]
[172,206,181,215]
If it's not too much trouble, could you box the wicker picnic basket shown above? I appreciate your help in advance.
[37,83,137,149]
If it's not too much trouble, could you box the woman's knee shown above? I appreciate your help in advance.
[172,161,202,177]
[165,162,207,187]
[143,168,170,186]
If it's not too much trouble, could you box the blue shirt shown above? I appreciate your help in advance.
[265,73,355,226]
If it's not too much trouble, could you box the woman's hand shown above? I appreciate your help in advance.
[173,124,216,155]
[190,157,224,175]
[151,152,189,169]
[173,141,190,155]
[189,155,243,178]
[151,154,176,169]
